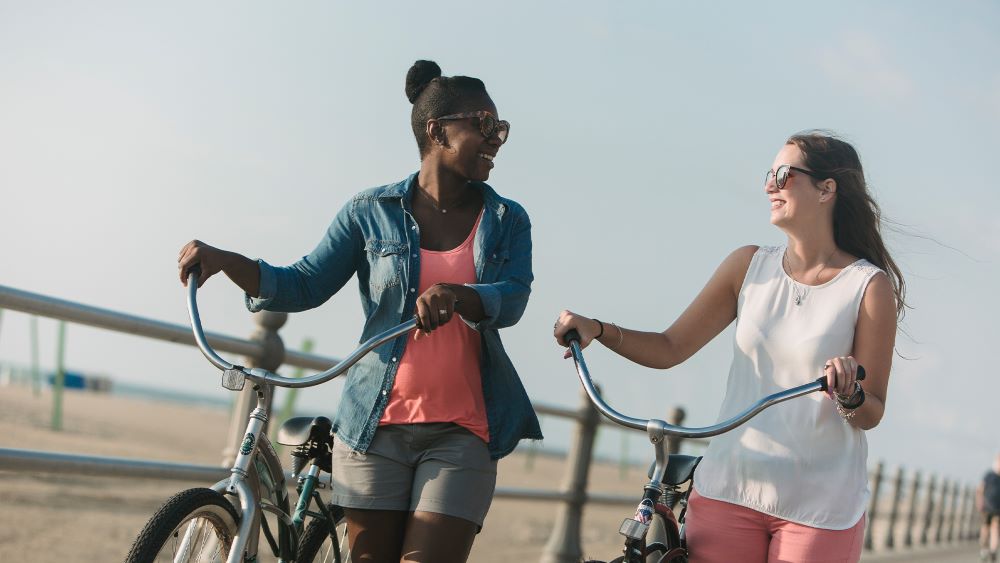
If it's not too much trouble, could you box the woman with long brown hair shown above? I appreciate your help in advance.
[554,131,903,562]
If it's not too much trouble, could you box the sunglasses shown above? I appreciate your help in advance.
[765,164,827,190]
[435,111,510,144]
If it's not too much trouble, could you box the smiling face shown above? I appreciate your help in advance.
[434,96,503,182]
[765,144,830,229]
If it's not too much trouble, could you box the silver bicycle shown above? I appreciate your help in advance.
[124,267,418,563]
[563,329,865,563]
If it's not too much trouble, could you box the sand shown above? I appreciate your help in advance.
[0,385,653,562]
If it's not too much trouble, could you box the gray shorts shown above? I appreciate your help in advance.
[329,423,498,527]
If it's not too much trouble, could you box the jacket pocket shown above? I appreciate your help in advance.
[365,240,406,292]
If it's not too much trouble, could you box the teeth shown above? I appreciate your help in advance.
[478,153,494,161]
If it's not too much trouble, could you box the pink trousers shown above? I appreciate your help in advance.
[685,489,865,563]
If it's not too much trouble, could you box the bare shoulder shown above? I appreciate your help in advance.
[862,271,895,307]
[715,245,760,293]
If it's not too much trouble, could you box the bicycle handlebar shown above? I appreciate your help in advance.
[186,269,418,389]
[562,329,865,438]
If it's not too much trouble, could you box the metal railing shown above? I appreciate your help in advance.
[0,283,981,562]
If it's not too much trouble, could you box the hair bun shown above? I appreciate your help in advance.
[405,60,442,104]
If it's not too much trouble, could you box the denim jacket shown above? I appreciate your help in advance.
[246,173,542,459]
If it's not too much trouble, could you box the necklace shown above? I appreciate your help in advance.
[415,186,466,214]
[783,249,837,306]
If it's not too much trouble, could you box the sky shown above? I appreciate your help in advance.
[1,1,998,485]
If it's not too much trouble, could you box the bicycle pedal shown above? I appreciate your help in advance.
[619,518,649,540]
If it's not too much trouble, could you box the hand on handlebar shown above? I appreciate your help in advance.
[823,355,862,397]
[553,309,603,359]
[178,240,230,288]
[413,283,458,340]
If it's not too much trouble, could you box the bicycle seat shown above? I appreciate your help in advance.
[647,454,703,486]
[276,416,332,446]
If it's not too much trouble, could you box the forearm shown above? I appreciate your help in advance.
[221,252,261,298]
[445,283,485,322]
[846,391,885,430]
[595,323,676,369]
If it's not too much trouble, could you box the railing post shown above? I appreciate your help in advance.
[934,478,950,544]
[665,407,685,455]
[884,465,904,549]
[966,486,978,541]
[221,311,287,466]
[920,474,936,545]
[947,479,960,542]
[955,484,970,542]
[540,387,601,563]
[903,470,920,548]
[864,460,883,551]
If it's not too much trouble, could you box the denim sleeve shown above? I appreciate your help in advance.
[246,199,362,313]
[464,207,533,331]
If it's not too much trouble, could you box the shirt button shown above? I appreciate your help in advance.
[412,253,417,258]
[411,225,417,230]
[492,253,497,259]
[410,288,416,293]
[382,390,388,396]
[391,357,397,362]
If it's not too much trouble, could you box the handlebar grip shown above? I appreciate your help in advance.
[814,365,866,391]
[564,329,581,344]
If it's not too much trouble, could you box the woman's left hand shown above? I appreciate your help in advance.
[414,283,458,339]
[824,355,860,398]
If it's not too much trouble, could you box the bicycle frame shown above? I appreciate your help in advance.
[562,330,863,562]
[183,271,418,563]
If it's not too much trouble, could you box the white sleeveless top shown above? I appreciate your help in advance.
[692,245,882,529]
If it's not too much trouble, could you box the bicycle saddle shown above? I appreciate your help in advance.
[647,454,703,486]
[276,416,332,446]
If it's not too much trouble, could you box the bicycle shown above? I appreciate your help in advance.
[124,267,419,563]
[562,329,865,563]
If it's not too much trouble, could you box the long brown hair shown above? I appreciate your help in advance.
[787,131,907,320]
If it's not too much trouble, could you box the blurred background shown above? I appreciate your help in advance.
[1,0,998,487]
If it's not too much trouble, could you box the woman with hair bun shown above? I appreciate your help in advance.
[555,132,904,563]
[178,60,538,562]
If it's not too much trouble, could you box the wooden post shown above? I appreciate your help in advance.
[51,321,67,431]
[221,310,287,466]
[864,461,884,551]
[934,478,949,544]
[903,470,920,548]
[920,474,936,545]
[540,387,600,563]
[954,484,970,542]
[884,465,904,549]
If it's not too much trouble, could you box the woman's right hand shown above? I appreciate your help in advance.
[177,240,231,287]
[553,309,604,358]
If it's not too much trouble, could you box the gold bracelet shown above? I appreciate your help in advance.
[611,322,624,350]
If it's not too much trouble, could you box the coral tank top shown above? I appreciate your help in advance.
[379,210,488,442]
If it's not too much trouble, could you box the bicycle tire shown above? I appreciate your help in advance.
[124,487,240,563]
[296,503,349,563]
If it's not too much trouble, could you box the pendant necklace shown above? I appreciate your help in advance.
[416,186,465,214]
[784,249,837,306]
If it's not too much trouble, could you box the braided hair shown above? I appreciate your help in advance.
[405,60,490,156]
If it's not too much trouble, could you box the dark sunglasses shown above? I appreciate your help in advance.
[765,164,826,190]
[435,111,510,144]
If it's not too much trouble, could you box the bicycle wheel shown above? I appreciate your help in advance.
[125,488,240,563]
[296,503,349,563]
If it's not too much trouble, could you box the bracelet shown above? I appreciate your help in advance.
[836,382,865,409]
[611,322,624,350]
[593,319,605,339]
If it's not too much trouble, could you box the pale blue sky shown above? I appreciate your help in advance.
[1,1,998,484]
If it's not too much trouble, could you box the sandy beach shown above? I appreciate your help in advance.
[0,384,653,562]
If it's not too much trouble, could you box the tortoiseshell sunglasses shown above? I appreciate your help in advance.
[434,111,510,144]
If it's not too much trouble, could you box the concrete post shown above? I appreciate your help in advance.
[934,478,950,544]
[884,465,904,549]
[920,474,936,545]
[946,479,960,542]
[864,460,883,551]
[540,387,600,563]
[221,311,287,466]
[903,470,920,548]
